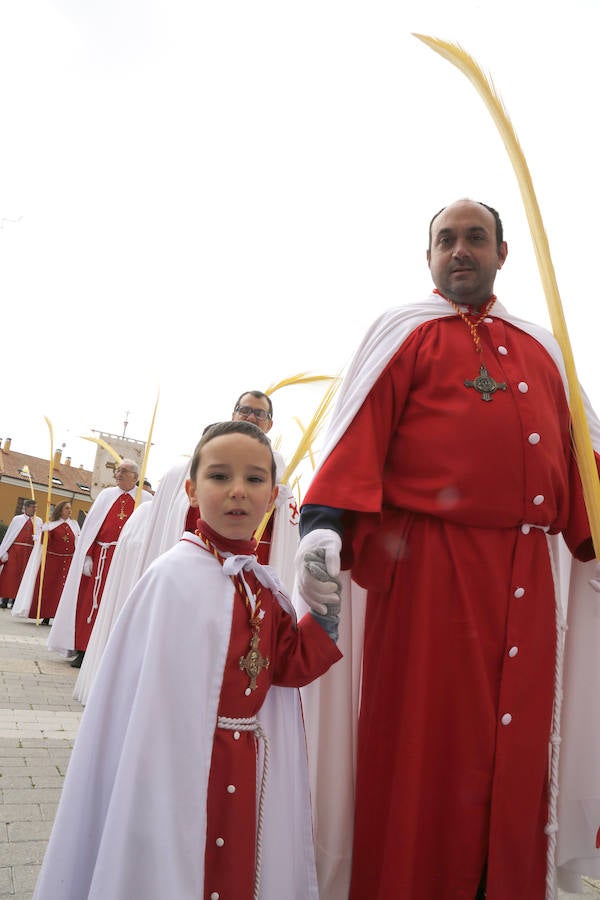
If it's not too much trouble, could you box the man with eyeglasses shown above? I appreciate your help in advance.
[232,391,273,432]
[231,390,301,574]
[48,459,153,668]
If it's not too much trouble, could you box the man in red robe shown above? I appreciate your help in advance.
[48,459,152,667]
[295,199,600,900]
[0,501,43,608]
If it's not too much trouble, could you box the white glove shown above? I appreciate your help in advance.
[83,556,93,577]
[295,529,342,616]
[590,561,600,593]
[0,552,8,564]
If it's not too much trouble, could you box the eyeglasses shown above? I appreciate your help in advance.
[234,405,272,422]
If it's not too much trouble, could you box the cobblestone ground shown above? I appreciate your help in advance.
[0,605,598,898]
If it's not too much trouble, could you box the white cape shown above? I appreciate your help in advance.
[0,514,43,567]
[75,452,300,705]
[47,487,151,654]
[296,295,600,899]
[33,535,318,900]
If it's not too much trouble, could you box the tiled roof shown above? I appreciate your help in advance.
[0,448,92,495]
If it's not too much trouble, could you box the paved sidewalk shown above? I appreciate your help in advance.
[0,608,81,899]
[0,605,598,898]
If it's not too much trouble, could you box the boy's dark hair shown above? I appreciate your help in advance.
[190,420,276,485]
[233,390,273,419]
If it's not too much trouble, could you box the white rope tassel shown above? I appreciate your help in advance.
[544,535,568,900]
[217,715,270,900]
[87,542,117,624]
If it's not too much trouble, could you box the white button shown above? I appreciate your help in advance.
[244,688,251,696]
[227,784,236,794]
[484,317,493,323]
[501,713,512,725]
[533,495,545,506]
[528,433,540,445]
[521,524,531,534]
[518,382,529,393]
[233,731,240,740]
[514,587,525,598]
[216,837,225,847]
[498,345,508,355]
[508,646,519,658]
[211,894,220,900]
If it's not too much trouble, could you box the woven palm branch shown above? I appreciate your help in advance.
[265,373,335,396]
[414,33,600,557]
[81,435,123,466]
[135,390,159,508]
[36,416,54,623]
[254,377,340,542]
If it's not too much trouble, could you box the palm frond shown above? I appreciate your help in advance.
[414,33,600,555]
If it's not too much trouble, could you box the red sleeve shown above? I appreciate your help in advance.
[303,335,419,515]
[270,609,342,688]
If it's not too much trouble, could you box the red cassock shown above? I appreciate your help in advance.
[0,519,34,598]
[74,493,134,650]
[304,315,598,900]
[204,563,340,900]
[28,523,77,619]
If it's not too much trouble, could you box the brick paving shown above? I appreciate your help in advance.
[0,608,81,899]
[0,604,598,898]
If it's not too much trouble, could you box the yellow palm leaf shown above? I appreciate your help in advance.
[81,436,123,466]
[254,377,340,542]
[414,33,600,557]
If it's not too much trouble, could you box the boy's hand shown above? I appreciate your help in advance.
[296,529,342,616]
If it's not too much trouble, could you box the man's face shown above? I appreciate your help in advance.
[232,393,273,434]
[427,200,508,309]
[114,464,137,492]
[24,504,36,518]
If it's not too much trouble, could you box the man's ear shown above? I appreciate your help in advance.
[185,478,199,508]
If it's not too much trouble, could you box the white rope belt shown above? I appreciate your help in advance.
[13,542,34,547]
[87,541,117,623]
[217,715,270,900]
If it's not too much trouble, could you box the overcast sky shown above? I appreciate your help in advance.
[1,0,598,490]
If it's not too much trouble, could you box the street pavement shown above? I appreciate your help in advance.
[0,604,599,898]
[0,607,81,899]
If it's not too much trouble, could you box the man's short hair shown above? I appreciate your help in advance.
[23,499,36,509]
[428,201,504,252]
[233,390,273,419]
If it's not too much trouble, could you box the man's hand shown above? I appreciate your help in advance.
[83,557,93,577]
[590,561,600,593]
[296,529,342,616]
[0,553,8,564]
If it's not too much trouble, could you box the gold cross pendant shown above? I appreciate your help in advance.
[465,364,507,402]
[239,631,270,692]
[117,500,127,520]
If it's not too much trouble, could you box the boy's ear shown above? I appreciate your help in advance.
[268,485,278,511]
[185,478,199,508]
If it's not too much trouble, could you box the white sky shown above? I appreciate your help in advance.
[1,0,598,490]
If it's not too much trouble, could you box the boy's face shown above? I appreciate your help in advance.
[186,433,277,541]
